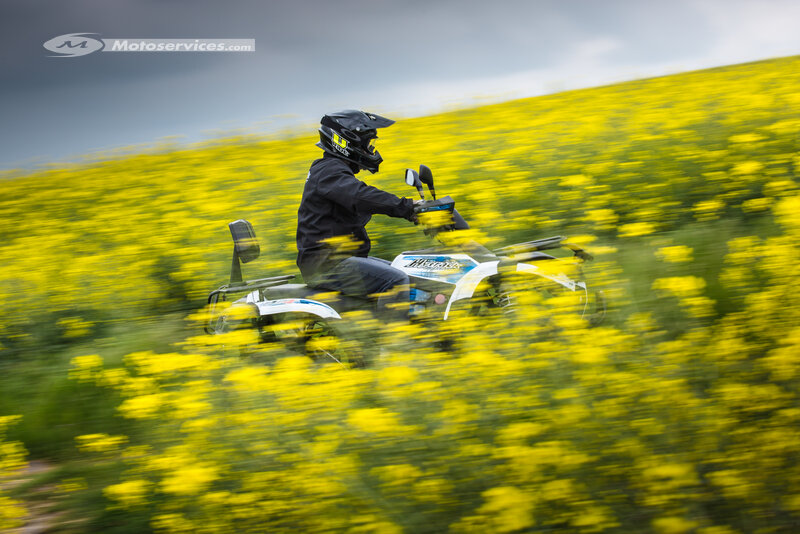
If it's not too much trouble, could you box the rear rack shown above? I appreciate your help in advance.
[205,274,296,334]
[207,274,296,303]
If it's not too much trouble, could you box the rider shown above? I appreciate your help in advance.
[296,110,417,321]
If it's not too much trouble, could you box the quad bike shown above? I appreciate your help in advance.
[205,165,605,366]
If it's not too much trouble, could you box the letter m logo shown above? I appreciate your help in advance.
[43,33,104,57]
[57,39,89,49]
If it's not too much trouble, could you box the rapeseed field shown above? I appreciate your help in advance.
[1,55,799,532]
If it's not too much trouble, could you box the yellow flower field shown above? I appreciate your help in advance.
[1,55,799,532]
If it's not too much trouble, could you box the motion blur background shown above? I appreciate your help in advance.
[1,1,800,533]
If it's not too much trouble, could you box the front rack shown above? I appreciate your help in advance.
[494,236,593,262]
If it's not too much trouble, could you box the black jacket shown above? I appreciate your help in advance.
[296,154,414,280]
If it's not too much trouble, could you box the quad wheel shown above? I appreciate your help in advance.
[301,318,367,368]
[256,314,367,368]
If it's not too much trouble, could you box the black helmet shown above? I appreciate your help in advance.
[317,110,395,173]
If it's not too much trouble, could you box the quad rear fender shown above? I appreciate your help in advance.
[253,299,341,320]
[238,290,342,320]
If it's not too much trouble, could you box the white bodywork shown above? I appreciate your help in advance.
[235,256,587,322]
[441,261,587,320]
[443,261,499,319]
[391,253,588,320]
[240,289,341,320]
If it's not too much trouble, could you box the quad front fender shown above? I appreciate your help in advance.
[444,261,500,319]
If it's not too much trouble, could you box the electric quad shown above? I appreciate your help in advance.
[206,165,605,366]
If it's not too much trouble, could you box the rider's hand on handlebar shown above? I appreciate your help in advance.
[410,199,426,224]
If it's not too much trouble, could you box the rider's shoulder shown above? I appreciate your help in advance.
[311,155,355,177]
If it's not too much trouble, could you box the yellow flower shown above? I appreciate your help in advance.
[69,354,104,382]
[741,197,771,212]
[75,433,128,452]
[618,222,656,237]
[560,174,592,188]
[708,469,752,499]
[655,245,693,263]
[496,422,546,444]
[0,495,27,530]
[774,194,800,231]
[379,366,419,388]
[729,133,766,144]
[571,505,618,530]
[103,479,150,508]
[118,393,165,419]
[652,276,706,297]
[225,366,269,392]
[732,160,764,175]
[161,464,219,495]
[652,516,698,534]
[371,463,423,487]
[347,408,405,435]
[642,463,698,487]
[692,199,725,221]
[540,478,575,501]
[56,316,93,339]
[476,486,535,533]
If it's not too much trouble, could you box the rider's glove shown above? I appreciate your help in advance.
[409,199,426,225]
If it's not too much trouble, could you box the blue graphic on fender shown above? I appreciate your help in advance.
[395,254,478,284]
[264,298,334,310]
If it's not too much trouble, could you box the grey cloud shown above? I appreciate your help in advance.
[1,0,797,169]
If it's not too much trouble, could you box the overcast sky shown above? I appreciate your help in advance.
[1,0,799,170]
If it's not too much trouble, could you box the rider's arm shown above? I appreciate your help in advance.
[317,163,415,220]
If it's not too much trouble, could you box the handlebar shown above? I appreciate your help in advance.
[413,196,469,231]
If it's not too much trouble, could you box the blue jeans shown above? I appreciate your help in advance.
[311,256,410,321]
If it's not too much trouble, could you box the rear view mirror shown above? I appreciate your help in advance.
[418,164,435,200]
[405,168,425,199]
